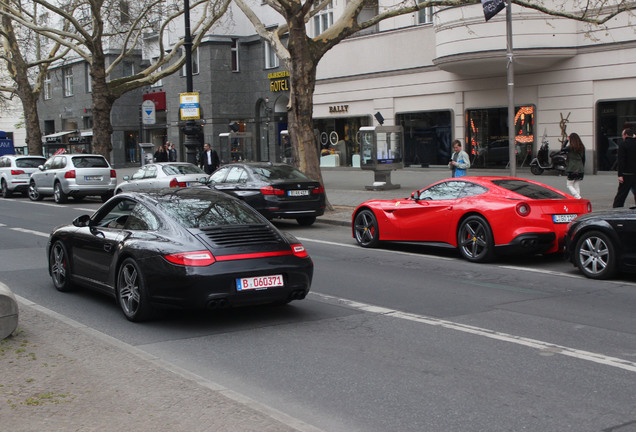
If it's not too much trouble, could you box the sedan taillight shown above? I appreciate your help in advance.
[312,185,325,194]
[10,169,25,175]
[169,178,187,188]
[261,186,285,195]
[164,251,216,266]
[64,170,76,179]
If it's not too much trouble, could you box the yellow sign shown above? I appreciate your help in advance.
[180,92,200,120]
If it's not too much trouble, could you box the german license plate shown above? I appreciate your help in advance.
[85,175,103,181]
[288,190,309,197]
[236,274,284,291]
[553,214,577,223]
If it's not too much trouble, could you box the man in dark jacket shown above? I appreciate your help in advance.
[199,143,220,174]
[612,128,636,207]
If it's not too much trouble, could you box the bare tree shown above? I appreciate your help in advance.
[0,0,231,158]
[234,0,636,184]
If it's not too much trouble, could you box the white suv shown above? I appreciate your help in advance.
[29,154,116,203]
[0,155,47,198]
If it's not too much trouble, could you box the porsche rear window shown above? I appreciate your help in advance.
[159,197,264,228]
[72,156,109,168]
[491,179,565,199]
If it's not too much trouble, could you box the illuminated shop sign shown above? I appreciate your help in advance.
[268,71,289,92]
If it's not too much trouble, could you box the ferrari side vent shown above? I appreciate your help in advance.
[200,225,282,247]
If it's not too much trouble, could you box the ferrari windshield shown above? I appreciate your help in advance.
[491,179,565,199]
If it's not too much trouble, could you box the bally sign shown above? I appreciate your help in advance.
[329,105,349,114]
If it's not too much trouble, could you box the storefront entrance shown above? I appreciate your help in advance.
[597,100,636,171]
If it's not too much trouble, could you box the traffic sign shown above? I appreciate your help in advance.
[142,100,156,125]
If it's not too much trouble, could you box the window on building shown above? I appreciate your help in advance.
[44,73,51,100]
[151,58,162,87]
[597,99,636,171]
[313,1,333,36]
[63,67,73,97]
[265,42,279,69]
[123,61,134,77]
[231,38,240,72]
[85,64,92,93]
[120,0,130,24]
[418,1,434,24]
[181,48,199,76]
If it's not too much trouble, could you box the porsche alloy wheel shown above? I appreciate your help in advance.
[117,258,152,322]
[457,215,495,263]
[354,209,379,248]
[574,230,616,279]
[28,181,43,201]
[49,241,74,292]
[54,182,68,203]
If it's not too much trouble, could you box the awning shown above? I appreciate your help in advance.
[80,130,93,137]
[43,130,76,139]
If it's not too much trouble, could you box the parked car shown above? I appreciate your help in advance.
[352,176,592,262]
[46,188,313,321]
[29,154,116,203]
[202,162,326,226]
[0,154,47,198]
[115,162,205,194]
[565,208,636,279]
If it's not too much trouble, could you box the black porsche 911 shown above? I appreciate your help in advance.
[47,188,313,322]
[565,208,636,279]
[203,162,326,226]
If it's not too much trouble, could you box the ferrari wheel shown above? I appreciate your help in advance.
[457,215,495,263]
[354,209,379,248]
[117,258,153,322]
[574,230,616,279]
[49,241,74,292]
[530,165,544,175]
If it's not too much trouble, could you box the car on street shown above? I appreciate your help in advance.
[352,176,592,262]
[115,162,205,194]
[201,162,326,226]
[0,154,47,198]
[565,208,636,279]
[29,153,116,203]
[46,188,313,322]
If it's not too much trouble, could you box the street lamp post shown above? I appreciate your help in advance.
[182,0,199,165]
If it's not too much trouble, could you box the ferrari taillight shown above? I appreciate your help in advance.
[164,251,216,266]
[516,202,531,217]
[587,202,592,212]
[291,244,308,258]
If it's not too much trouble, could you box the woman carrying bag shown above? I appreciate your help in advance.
[449,139,470,177]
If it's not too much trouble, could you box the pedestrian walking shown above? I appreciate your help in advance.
[199,143,220,174]
[564,132,585,199]
[612,128,636,207]
[167,141,177,162]
[449,139,470,177]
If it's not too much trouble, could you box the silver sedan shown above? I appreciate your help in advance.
[115,162,206,193]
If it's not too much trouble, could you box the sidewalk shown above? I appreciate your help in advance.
[1,291,320,432]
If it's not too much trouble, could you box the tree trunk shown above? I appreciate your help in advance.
[90,53,114,160]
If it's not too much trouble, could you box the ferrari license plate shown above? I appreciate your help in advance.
[288,190,309,197]
[553,214,577,223]
[236,274,284,291]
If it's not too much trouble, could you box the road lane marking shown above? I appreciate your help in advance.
[310,292,636,374]
[297,237,454,260]
[11,228,49,238]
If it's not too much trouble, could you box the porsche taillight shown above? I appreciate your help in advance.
[516,202,531,217]
[164,251,216,266]
[64,170,76,179]
[291,244,308,258]
[110,169,117,178]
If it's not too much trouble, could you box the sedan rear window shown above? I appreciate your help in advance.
[72,156,109,168]
[491,179,565,199]
[159,197,264,228]
[162,164,204,175]
[252,165,310,181]
[16,158,46,168]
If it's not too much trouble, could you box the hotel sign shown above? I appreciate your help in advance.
[268,71,289,92]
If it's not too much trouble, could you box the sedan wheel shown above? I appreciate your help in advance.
[574,230,616,279]
[117,258,152,322]
[54,182,68,203]
[49,241,74,292]
[28,181,43,201]
[457,215,495,263]
[354,209,379,248]
[1,180,11,198]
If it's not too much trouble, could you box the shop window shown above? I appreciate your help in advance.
[397,111,452,166]
[466,106,535,169]
[597,100,636,171]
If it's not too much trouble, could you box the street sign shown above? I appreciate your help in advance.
[142,100,156,125]
[180,92,200,120]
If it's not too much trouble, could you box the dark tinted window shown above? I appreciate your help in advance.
[72,156,109,168]
[491,179,565,199]
[16,157,46,168]
[159,196,263,228]
[162,164,204,175]
[252,165,310,181]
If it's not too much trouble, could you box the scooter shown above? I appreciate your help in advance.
[530,132,568,175]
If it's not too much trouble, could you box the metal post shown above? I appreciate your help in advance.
[183,0,199,165]
[506,0,516,177]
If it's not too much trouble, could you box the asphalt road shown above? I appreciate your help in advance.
[2,197,636,431]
